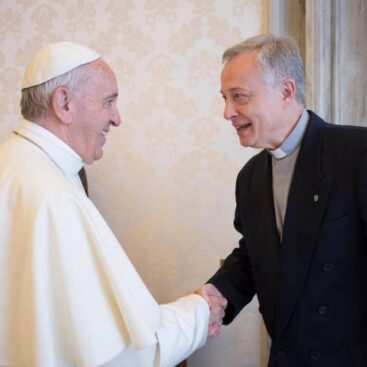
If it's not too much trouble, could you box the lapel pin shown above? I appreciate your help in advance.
[313,194,319,202]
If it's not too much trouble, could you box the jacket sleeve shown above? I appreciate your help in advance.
[208,171,256,324]
[357,149,367,236]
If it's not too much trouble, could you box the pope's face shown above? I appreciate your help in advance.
[70,59,121,164]
[220,52,287,149]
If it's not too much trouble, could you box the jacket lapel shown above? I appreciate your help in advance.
[275,113,333,339]
[245,152,281,302]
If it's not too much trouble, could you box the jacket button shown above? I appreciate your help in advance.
[323,263,334,272]
[318,305,327,314]
[277,350,286,359]
[309,350,320,360]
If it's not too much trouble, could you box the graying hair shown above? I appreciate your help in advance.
[20,64,89,121]
[223,34,305,104]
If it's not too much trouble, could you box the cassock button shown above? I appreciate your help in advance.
[278,350,286,359]
[323,263,334,272]
[313,194,319,202]
[309,350,320,360]
[318,305,327,314]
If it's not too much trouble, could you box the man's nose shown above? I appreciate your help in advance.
[223,100,237,121]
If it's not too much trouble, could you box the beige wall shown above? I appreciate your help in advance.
[0,1,268,366]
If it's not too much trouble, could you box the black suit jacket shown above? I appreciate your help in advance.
[209,111,367,366]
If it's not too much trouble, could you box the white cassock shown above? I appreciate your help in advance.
[0,120,209,367]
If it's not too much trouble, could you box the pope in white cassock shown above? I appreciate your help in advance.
[0,42,225,367]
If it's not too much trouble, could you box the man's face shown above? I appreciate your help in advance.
[70,59,121,164]
[220,52,287,149]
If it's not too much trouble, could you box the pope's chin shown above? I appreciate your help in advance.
[83,148,104,165]
[90,138,107,163]
[92,148,104,163]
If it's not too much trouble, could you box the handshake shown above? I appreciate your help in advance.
[195,283,228,337]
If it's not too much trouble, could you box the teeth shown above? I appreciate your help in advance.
[236,123,249,131]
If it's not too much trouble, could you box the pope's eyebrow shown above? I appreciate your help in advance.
[104,93,118,101]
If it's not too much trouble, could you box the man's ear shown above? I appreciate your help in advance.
[50,87,73,124]
[281,79,296,105]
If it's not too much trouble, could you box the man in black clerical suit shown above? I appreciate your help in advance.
[198,34,367,366]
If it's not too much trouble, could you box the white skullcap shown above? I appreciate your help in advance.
[21,41,100,89]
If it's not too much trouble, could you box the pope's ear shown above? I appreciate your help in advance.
[50,87,73,124]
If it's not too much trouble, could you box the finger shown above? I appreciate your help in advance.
[200,283,224,299]
[208,299,226,319]
[208,322,221,337]
[209,306,225,319]
[209,301,225,314]
[209,313,224,326]
[207,295,228,309]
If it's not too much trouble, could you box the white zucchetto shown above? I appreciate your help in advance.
[21,41,100,89]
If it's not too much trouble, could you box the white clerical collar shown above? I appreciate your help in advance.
[268,109,309,160]
[14,120,84,175]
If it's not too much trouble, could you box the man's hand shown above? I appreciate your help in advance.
[196,283,228,337]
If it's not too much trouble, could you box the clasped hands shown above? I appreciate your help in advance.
[196,283,228,337]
